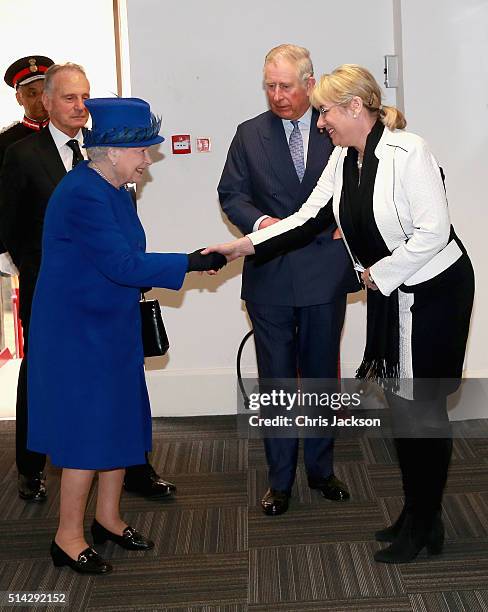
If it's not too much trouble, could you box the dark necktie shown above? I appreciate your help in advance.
[289,120,305,182]
[66,139,84,168]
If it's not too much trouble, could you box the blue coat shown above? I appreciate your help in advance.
[218,109,359,306]
[27,162,188,469]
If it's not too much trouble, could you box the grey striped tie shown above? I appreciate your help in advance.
[289,120,305,182]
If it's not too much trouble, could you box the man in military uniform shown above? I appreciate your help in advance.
[0,55,54,275]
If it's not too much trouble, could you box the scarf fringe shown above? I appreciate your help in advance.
[356,358,400,381]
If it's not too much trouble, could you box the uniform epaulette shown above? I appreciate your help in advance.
[0,121,20,135]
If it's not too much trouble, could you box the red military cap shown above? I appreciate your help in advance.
[4,55,54,89]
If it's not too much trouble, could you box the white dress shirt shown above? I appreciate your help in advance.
[253,106,313,232]
[48,122,86,172]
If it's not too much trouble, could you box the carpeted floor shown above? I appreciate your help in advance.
[1,416,488,611]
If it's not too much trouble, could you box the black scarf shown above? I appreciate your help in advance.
[339,120,400,380]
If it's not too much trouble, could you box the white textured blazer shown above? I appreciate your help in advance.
[249,127,463,297]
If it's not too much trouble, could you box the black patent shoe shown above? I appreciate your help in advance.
[50,541,112,574]
[309,474,350,501]
[91,519,154,551]
[261,488,290,516]
[18,472,47,502]
[374,512,444,564]
[124,465,176,498]
[375,506,407,542]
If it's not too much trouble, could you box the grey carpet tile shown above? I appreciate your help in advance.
[149,439,248,474]
[86,553,248,609]
[119,473,247,510]
[249,597,413,611]
[248,438,365,468]
[470,438,488,460]
[0,476,59,522]
[87,606,247,612]
[442,493,488,538]
[248,542,405,604]
[0,420,15,447]
[0,518,60,561]
[380,493,488,540]
[151,417,239,441]
[2,417,488,609]
[88,507,247,557]
[362,436,488,467]
[451,438,486,462]
[368,459,488,500]
[328,438,372,464]
[451,419,488,439]
[358,437,398,465]
[444,462,488,495]
[248,505,383,549]
[0,559,94,611]
[0,451,14,484]
[408,590,488,612]
[367,464,419,499]
[398,540,488,592]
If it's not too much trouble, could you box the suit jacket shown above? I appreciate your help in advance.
[218,109,359,306]
[0,121,37,254]
[0,127,66,321]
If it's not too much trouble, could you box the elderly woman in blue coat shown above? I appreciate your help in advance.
[27,97,225,574]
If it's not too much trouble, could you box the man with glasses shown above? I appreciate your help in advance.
[218,44,359,516]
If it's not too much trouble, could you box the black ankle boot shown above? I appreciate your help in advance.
[375,506,407,542]
[374,511,444,564]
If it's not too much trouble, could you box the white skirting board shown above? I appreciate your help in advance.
[1,359,487,420]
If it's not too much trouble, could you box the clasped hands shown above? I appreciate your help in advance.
[361,267,378,291]
[188,215,280,274]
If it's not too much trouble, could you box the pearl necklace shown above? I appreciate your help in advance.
[89,162,116,187]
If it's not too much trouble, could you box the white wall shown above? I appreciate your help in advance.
[126,0,397,415]
[0,0,117,123]
[1,1,484,418]
[0,0,119,417]
[397,0,488,375]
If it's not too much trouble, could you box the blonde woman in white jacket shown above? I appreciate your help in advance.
[206,65,474,564]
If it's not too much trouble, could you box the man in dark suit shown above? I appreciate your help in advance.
[218,44,359,515]
[0,55,53,274]
[0,62,177,502]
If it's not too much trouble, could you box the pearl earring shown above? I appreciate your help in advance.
[353,113,357,119]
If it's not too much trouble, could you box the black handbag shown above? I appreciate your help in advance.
[140,293,169,357]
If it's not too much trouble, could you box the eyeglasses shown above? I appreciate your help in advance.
[318,103,342,115]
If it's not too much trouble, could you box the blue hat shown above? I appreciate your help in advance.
[82,97,164,148]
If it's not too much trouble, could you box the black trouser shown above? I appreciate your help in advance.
[394,436,452,518]
[246,299,346,492]
[125,453,151,482]
[388,391,452,521]
[16,317,46,476]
